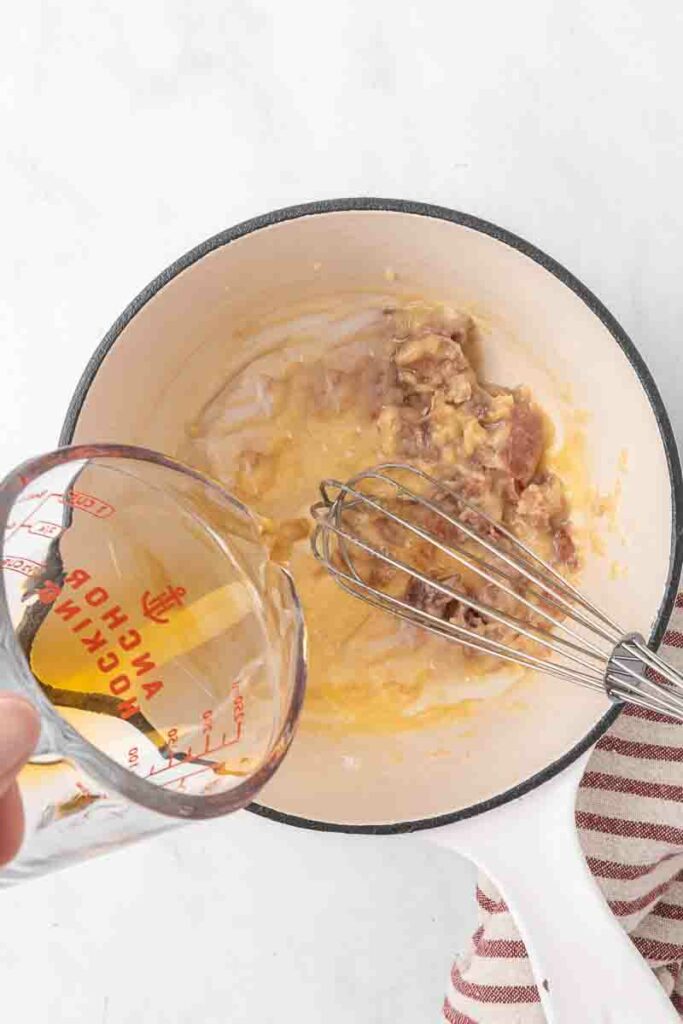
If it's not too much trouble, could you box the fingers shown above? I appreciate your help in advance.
[0,694,41,792]
[0,695,41,866]
[0,782,26,866]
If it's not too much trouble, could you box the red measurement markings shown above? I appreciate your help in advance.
[13,488,48,505]
[1,556,45,578]
[232,682,245,728]
[26,521,62,539]
[3,521,61,541]
[160,763,221,789]
[4,491,52,543]
[55,491,115,519]
[144,721,244,780]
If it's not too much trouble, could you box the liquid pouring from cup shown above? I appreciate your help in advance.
[0,443,306,883]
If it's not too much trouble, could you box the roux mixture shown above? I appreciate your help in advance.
[185,301,578,735]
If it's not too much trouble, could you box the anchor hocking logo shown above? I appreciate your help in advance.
[141,584,187,625]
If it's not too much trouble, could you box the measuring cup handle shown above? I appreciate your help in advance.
[429,751,677,1024]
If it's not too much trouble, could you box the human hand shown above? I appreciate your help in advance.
[0,695,40,866]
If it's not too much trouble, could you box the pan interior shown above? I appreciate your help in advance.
[67,207,675,827]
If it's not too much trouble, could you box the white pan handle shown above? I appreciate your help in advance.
[429,750,677,1023]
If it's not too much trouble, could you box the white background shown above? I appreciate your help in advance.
[1,2,683,1021]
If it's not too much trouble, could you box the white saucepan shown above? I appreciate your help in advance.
[61,199,683,1022]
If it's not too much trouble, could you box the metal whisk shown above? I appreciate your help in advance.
[310,463,683,721]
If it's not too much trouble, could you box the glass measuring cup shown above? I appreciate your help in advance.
[0,444,306,884]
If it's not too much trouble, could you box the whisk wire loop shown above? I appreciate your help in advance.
[311,463,683,723]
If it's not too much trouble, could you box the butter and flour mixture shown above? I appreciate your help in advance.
[184,300,578,735]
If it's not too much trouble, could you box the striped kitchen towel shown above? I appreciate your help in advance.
[443,603,683,1022]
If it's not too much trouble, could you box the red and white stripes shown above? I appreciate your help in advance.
[444,606,683,1022]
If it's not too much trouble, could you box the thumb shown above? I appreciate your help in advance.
[0,695,41,795]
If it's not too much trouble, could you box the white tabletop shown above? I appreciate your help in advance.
[2,2,682,1021]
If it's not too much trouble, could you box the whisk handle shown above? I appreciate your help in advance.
[428,750,676,1023]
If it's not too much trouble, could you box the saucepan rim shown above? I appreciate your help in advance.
[59,196,683,834]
